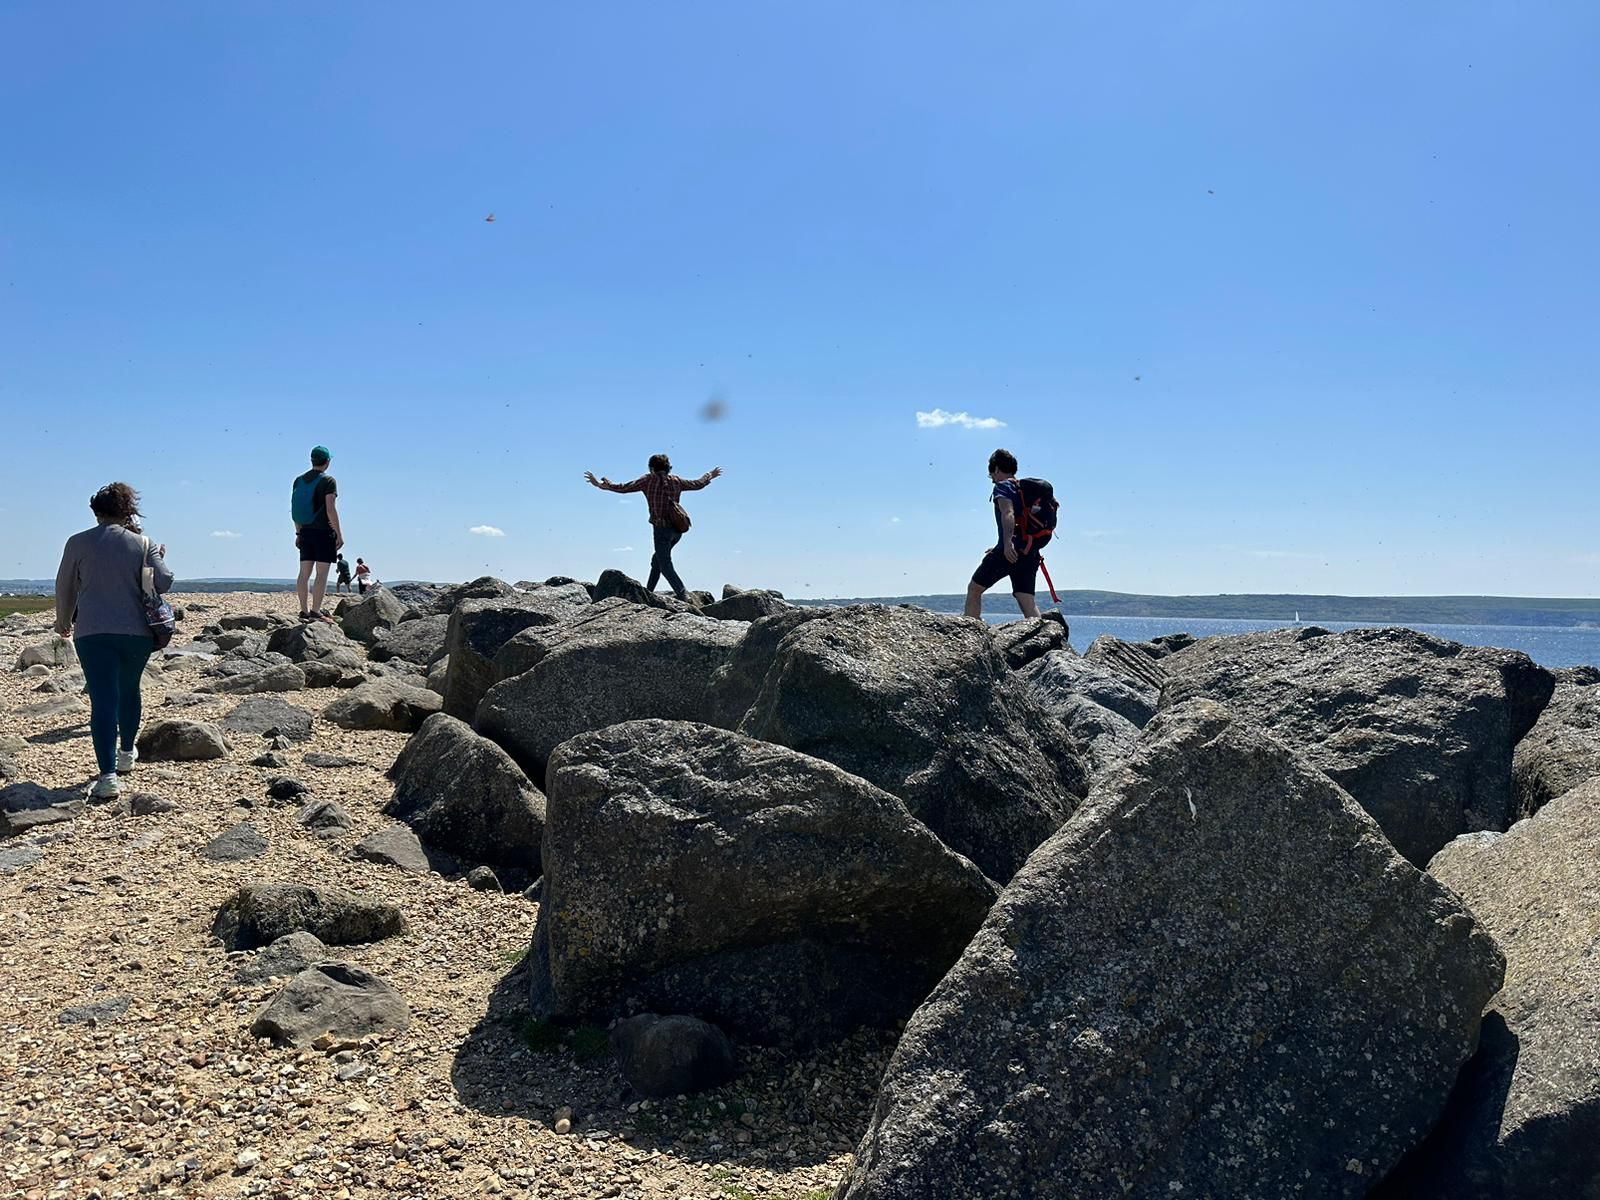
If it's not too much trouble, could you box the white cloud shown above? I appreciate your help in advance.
[469,525,506,538]
[210,530,241,539]
[916,408,1006,431]
[890,516,902,524]
[612,546,635,553]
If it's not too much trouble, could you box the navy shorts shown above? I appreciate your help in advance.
[971,545,1040,595]
[296,527,337,564]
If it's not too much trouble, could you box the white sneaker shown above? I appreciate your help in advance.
[116,747,138,774]
[90,773,122,801]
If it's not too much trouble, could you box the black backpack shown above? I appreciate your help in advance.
[1014,477,1059,552]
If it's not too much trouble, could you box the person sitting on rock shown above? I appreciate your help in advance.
[965,447,1043,621]
[53,482,174,800]
[584,455,723,600]
[290,445,343,623]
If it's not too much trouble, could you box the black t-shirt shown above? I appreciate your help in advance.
[295,470,338,530]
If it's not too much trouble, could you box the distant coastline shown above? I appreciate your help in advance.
[4,579,1597,629]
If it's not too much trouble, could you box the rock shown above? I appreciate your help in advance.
[1378,777,1600,1198]
[197,663,306,695]
[32,668,84,694]
[697,590,790,622]
[301,658,359,689]
[989,613,1067,671]
[1083,634,1172,693]
[738,605,1089,882]
[424,656,448,696]
[265,621,357,663]
[15,637,75,671]
[611,1013,737,1098]
[1510,679,1600,819]
[1021,648,1158,726]
[199,822,268,862]
[211,883,406,951]
[1554,664,1600,686]
[135,720,229,762]
[529,720,996,1047]
[219,696,315,746]
[219,613,287,632]
[1161,626,1556,864]
[837,700,1505,1200]
[58,996,131,1026]
[441,586,592,721]
[704,607,835,724]
[265,776,310,802]
[210,629,266,654]
[0,783,83,838]
[21,663,50,678]
[464,864,501,891]
[386,582,450,612]
[303,752,363,768]
[591,569,696,611]
[250,963,410,1048]
[369,613,450,665]
[433,575,517,614]
[0,844,43,874]
[235,931,331,984]
[0,753,21,783]
[0,733,24,755]
[19,694,87,720]
[297,799,353,832]
[323,679,442,732]
[120,792,178,816]
[351,827,435,875]
[386,714,545,869]
[251,750,291,769]
[477,600,743,777]
[338,588,408,645]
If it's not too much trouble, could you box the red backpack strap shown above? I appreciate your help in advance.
[1038,555,1061,605]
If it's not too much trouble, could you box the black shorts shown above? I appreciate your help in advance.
[971,545,1040,595]
[296,527,337,564]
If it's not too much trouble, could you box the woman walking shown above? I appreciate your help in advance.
[53,483,174,800]
[585,455,722,599]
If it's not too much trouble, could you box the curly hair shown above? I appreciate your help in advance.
[987,448,1018,475]
[647,453,672,473]
[89,482,143,532]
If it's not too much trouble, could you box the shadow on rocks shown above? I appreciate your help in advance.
[25,722,89,746]
[450,958,891,1172]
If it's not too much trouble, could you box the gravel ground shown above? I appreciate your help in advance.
[1,592,887,1200]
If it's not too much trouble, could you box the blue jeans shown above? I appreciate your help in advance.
[647,524,687,597]
[75,634,155,774]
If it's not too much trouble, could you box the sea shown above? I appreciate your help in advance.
[950,608,1600,670]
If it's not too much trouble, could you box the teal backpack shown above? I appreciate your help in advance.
[291,472,324,527]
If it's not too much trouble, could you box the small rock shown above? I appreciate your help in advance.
[303,752,364,769]
[234,1148,260,1172]
[200,822,268,863]
[235,931,330,984]
[266,776,310,802]
[251,750,291,768]
[466,865,502,892]
[0,844,43,874]
[136,719,228,762]
[298,799,353,832]
[120,793,178,817]
[610,1013,737,1098]
[351,827,434,875]
[250,963,411,1047]
[58,996,131,1026]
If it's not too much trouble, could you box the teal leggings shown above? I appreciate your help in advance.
[75,634,155,774]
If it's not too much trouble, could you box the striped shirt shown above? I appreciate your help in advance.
[608,470,712,525]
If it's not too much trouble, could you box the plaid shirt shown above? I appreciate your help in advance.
[608,470,712,525]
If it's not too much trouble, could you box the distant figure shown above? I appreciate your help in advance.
[53,482,174,801]
[355,557,372,595]
[334,553,352,594]
[965,448,1059,621]
[290,445,343,623]
[585,455,723,600]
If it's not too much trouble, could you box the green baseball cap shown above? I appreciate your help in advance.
[310,445,332,465]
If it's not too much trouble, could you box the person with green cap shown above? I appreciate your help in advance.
[290,445,343,623]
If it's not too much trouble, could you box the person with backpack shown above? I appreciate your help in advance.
[584,455,723,600]
[334,553,353,594]
[290,445,343,623]
[53,482,175,800]
[965,448,1059,621]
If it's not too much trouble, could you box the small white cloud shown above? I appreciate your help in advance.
[890,516,902,524]
[612,546,634,553]
[210,530,241,539]
[470,525,506,538]
[916,408,1006,431]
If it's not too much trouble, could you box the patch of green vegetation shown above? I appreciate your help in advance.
[517,1017,566,1053]
[799,1190,834,1200]
[497,944,528,966]
[569,1024,611,1062]
[1,596,54,616]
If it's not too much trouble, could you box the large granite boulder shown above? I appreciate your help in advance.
[1160,626,1555,864]
[1377,777,1600,1199]
[737,605,1088,881]
[431,575,516,614]
[322,679,442,732]
[838,701,1505,1200]
[441,585,592,720]
[265,621,358,664]
[1020,648,1159,780]
[528,720,996,1047]
[476,601,743,777]
[337,588,408,645]
[989,614,1067,671]
[697,589,789,622]
[1084,634,1173,693]
[592,569,695,611]
[386,714,545,870]
[211,883,406,951]
[704,607,834,725]
[1510,678,1600,819]
[368,613,450,665]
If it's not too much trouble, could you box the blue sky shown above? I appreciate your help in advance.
[3,3,1595,598]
